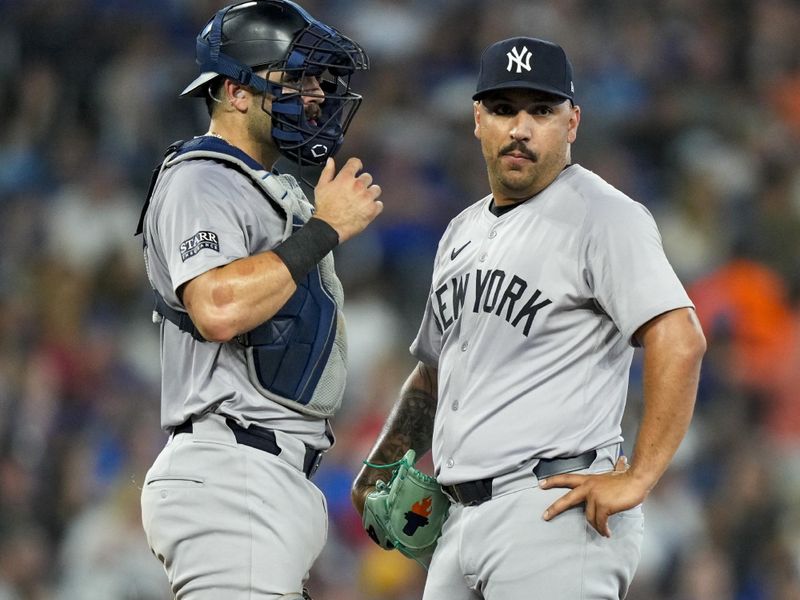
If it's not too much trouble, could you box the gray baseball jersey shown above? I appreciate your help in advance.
[410,164,693,486]
[142,156,330,449]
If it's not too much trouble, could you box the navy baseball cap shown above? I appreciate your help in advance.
[473,36,574,102]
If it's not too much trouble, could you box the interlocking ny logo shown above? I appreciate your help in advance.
[506,45,533,73]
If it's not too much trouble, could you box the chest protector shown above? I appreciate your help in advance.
[137,137,346,418]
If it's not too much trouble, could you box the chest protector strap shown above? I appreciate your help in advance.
[141,137,338,413]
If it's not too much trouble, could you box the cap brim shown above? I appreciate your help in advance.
[180,72,221,97]
[473,81,572,102]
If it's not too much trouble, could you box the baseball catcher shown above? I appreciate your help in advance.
[137,1,382,598]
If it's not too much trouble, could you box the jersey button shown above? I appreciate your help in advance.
[489,230,497,239]
[452,400,459,410]
[461,342,468,351]
[446,458,455,468]
[479,253,487,262]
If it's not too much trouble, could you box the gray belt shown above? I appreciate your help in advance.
[442,449,598,507]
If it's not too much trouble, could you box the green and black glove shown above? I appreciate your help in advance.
[362,450,449,568]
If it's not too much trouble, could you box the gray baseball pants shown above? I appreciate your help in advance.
[140,412,327,599]
[423,447,644,599]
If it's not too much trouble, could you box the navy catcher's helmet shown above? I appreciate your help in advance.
[181,0,368,166]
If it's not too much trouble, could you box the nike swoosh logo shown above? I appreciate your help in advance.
[450,241,471,260]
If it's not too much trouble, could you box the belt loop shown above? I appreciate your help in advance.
[303,448,324,478]
[174,415,323,480]
[172,419,193,437]
[443,477,494,506]
[533,449,597,479]
[225,418,282,456]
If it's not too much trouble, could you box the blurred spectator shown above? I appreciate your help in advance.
[44,161,140,274]
[55,473,170,600]
[690,258,795,393]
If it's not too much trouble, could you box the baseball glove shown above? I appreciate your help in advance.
[362,449,449,567]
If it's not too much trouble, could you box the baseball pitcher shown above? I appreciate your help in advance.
[352,36,706,599]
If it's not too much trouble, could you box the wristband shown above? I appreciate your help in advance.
[273,217,339,283]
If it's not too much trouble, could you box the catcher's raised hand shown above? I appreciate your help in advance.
[313,157,383,243]
[540,456,647,538]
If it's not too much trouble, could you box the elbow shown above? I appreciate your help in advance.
[690,319,708,359]
[181,273,247,343]
[672,308,707,364]
[185,294,242,343]
[679,327,707,366]
[695,329,708,359]
[195,316,239,343]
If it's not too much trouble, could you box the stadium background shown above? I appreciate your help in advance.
[0,0,799,598]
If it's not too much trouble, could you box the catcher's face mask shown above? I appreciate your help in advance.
[183,0,368,166]
[263,23,366,166]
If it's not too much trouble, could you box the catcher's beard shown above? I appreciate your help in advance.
[246,93,320,148]
[247,96,276,152]
[305,101,322,124]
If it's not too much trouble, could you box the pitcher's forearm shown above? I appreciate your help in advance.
[353,362,438,498]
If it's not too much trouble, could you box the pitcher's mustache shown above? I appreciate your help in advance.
[499,142,536,160]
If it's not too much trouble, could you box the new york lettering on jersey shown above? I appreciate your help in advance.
[432,269,552,336]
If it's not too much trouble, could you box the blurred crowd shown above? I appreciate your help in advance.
[0,0,799,598]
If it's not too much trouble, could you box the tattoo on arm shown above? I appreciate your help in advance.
[357,362,438,488]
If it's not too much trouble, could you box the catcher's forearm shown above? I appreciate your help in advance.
[352,362,438,504]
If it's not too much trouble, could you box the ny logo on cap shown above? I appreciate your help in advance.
[506,46,532,73]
